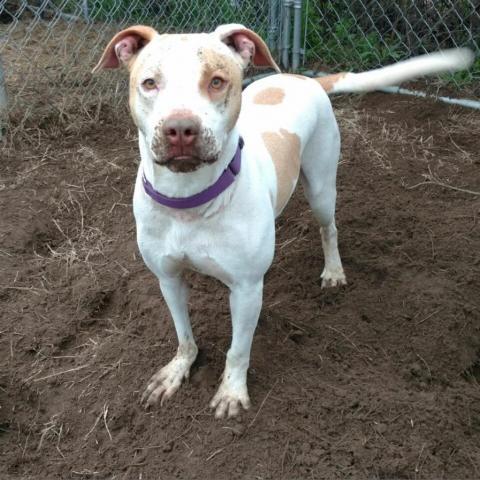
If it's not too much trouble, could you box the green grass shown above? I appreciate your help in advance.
[440,57,480,87]
[302,1,478,87]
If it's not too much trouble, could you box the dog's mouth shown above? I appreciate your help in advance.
[154,154,218,173]
[150,126,219,173]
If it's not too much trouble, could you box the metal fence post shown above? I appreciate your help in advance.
[291,0,302,71]
[0,55,7,140]
[267,0,280,53]
[281,0,292,69]
[81,0,90,22]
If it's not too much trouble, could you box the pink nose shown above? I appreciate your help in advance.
[162,116,200,147]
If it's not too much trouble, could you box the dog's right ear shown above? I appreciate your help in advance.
[92,25,158,73]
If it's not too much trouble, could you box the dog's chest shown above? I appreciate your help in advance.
[135,206,234,284]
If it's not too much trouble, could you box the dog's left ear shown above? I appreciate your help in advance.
[215,24,280,72]
[92,25,158,73]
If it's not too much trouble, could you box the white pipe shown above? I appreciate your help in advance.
[301,70,480,110]
[377,85,480,110]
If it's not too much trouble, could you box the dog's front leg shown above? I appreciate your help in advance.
[142,275,198,407]
[210,280,263,419]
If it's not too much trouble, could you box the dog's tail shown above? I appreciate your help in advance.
[316,48,475,94]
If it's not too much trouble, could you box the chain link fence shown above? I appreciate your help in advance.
[302,0,479,92]
[0,0,478,137]
[0,0,279,137]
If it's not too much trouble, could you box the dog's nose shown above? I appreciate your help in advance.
[162,116,200,147]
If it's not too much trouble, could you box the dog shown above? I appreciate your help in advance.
[93,24,473,418]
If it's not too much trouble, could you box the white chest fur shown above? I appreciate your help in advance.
[132,164,276,288]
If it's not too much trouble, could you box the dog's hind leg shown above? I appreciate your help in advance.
[300,112,346,288]
[141,275,198,407]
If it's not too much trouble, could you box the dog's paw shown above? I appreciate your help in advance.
[321,268,347,288]
[141,354,195,408]
[210,381,250,419]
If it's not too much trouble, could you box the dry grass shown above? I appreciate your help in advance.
[22,137,137,272]
[407,165,480,196]
[1,18,128,143]
[333,95,480,182]
[335,100,403,171]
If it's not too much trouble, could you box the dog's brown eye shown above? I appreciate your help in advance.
[210,77,225,90]
[142,78,157,90]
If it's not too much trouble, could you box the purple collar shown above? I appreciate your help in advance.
[142,137,244,209]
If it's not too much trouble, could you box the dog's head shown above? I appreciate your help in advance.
[94,24,279,173]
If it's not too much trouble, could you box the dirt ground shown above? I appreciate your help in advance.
[1,91,479,479]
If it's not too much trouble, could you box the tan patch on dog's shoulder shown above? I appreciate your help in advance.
[316,72,347,92]
[253,87,285,105]
[262,128,301,215]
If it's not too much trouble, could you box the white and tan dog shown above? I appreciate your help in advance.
[94,25,473,418]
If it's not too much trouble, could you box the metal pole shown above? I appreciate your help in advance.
[0,55,7,140]
[292,0,302,71]
[267,0,280,53]
[302,0,309,67]
[277,1,283,54]
[82,0,89,22]
[282,0,292,69]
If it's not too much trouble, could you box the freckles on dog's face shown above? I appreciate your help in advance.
[128,34,243,173]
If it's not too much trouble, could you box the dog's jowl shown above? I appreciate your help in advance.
[94,24,473,418]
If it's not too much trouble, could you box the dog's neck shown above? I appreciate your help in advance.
[139,127,241,200]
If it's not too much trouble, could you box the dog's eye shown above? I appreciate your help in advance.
[142,78,157,91]
[210,77,225,90]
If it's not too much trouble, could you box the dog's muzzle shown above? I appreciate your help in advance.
[151,115,219,172]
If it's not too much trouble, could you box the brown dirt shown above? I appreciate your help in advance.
[1,93,480,479]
